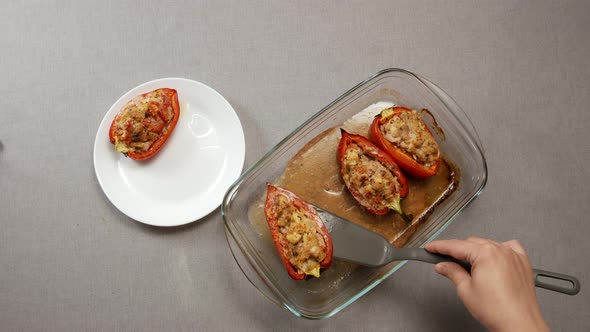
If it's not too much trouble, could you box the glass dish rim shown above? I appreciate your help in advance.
[222,67,488,319]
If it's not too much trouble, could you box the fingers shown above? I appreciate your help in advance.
[425,239,479,263]
[502,240,527,256]
[427,238,530,266]
[466,237,490,244]
[435,262,471,288]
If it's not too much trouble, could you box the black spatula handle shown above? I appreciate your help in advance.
[397,248,472,271]
[532,269,580,295]
[401,248,580,295]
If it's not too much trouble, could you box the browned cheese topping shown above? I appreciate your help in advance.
[342,143,400,211]
[273,194,327,277]
[381,110,440,167]
[114,90,174,154]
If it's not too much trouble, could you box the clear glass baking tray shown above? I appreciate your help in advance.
[222,68,487,319]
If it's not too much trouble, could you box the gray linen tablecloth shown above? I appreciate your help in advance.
[1,1,589,331]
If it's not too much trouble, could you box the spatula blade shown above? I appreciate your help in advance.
[313,207,395,267]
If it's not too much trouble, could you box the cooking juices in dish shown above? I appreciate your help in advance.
[259,102,458,250]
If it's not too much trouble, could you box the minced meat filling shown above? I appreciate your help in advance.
[113,90,174,154]
[341,143,400,211]
[381,110,439,167]
[273,194,326,277]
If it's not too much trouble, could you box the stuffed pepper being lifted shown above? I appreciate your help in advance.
[370,107,441,178]
[264,184,333,280]
[338,129,411,222]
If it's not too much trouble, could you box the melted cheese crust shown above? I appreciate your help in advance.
[381,110,439,167]
[112,90,174,154]
[342,143,400,211]
[272,194,327,277]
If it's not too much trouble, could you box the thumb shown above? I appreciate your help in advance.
[435,262,471,288]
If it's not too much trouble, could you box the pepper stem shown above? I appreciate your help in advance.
[398,209,413,223]
[388,196,413,223]
[380,107,394,119]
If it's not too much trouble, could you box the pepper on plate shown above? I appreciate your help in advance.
[109,88,180,160]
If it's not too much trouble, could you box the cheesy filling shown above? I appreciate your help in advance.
[113,90,174,154]
[342,143,401,212]
[381,109,440,167]
[273,194,327,278]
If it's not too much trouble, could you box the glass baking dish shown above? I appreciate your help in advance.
[222,68,487,319]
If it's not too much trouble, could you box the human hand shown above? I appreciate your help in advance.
[425,238,549,332]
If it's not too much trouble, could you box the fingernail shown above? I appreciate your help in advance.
[435,263,447,274]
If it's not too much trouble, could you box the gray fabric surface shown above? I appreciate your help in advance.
[1,0,589,331]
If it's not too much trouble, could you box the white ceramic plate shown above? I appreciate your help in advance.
[93,78,245,226]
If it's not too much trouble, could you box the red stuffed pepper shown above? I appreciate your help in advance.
[370,107,440,178]
[338,129,411,222]
[264,184,333,280]
[109,88,180,160]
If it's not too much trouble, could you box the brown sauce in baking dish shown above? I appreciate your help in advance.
[272,106,458,248]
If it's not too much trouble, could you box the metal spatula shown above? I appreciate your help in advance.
[313,206,580,296]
